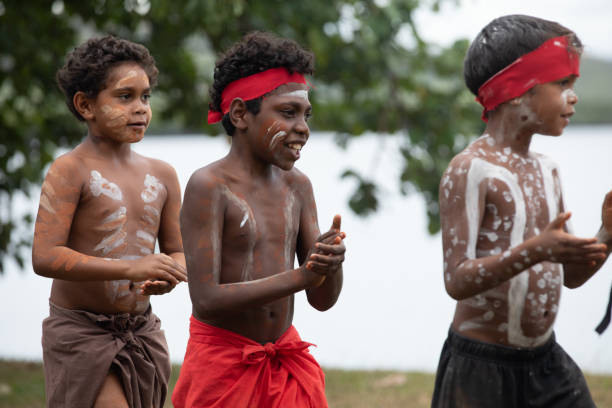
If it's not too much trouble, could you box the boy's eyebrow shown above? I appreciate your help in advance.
[112,86,152,93]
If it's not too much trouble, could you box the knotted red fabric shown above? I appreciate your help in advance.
[476,35,580,122]
[207,67,309,124]
[172,316,328,408]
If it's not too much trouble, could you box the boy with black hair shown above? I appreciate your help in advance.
[172,31,346,408]
[432,15,612,408]
[33,35,187,407]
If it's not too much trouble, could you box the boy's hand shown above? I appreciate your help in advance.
[126,254,187,286]
[305,215,346,279]
[139,279,175,296]
[601,190,612,237]
[535,212,606,265]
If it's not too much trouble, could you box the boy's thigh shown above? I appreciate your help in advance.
[527,344,595,408]
[94,370,129,408]
[432,350,523,408]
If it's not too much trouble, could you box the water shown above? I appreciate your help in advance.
[2,125,612,373]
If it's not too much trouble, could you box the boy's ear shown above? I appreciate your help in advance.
[73,91,96,120]
[229,98,249,131]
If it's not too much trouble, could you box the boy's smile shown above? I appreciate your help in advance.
[247,82,311,171]
[86,62,152,144]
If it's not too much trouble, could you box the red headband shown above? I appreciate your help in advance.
[476,35,580,122]
[207,67,309,124]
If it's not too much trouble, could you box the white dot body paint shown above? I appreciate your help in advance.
[90,170,122,201]
[463,156,561,347]
[141,174,163,203]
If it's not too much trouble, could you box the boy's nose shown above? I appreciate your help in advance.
[567,90,578,105]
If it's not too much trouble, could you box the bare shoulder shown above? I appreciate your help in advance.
[45,149,88,186]
[184,160,227,200]
[132,151,179,183]
[283,166,313,194]
[530,151,560,173]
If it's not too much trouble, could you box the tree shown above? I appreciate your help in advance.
[0,0,482,273]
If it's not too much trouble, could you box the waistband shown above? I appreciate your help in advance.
[447,328,556,363]
[49,300,154,332]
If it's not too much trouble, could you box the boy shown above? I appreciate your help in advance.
[172,32,346,408]
[432,15,612,408]
[32,36,187,408]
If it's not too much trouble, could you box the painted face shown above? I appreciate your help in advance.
[88,62,152,143]
[521,75,578,136]
[248,82,311,171]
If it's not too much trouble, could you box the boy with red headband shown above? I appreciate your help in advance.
[172,32,346,408]
[432,15,612,407]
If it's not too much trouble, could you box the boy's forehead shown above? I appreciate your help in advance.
[105,62,149,88]
[269,82,309,97]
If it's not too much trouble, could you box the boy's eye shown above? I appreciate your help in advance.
[118,94,131,100]
[281,109,295,117]
[142,94,151,102]
[305,112,312,121]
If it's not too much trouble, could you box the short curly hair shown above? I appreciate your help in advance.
[209,31,314,136]
[56,35,158,121]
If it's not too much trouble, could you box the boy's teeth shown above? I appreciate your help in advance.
[288,143,302,151]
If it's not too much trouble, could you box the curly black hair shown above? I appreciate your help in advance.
[209,31,314,136]
[464,15,582,96]
[56,35,158,121]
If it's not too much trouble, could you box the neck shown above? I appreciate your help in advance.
[227,136,275,180]
[83,132,133,159]
[485,110,535,156]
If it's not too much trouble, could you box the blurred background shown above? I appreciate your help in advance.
[1,0,612,384]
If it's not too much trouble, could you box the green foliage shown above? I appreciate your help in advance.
[0,0,483,272]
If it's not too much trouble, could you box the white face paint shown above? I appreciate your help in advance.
[283,89,309,102]
[269,130,287,150]
[141,174,163,203]
[90,170,122,201]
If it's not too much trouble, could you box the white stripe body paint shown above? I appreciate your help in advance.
[141,174,163,203]
[221,185,256,281]
[94,206,127,256]
[283,192,298,269]
[90,170,122,201]
[462,156,561,347]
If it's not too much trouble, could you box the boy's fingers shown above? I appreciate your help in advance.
[315,242,346,254]
[550,212,571,229]
[310,253,344,265]
[331,214,342,232]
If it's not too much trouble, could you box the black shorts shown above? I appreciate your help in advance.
[431,329,595,408]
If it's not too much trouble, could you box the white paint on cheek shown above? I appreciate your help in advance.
[141,174,163,203]
[561,89,575,106]
[269,131,287,150]
[90,170,123,201]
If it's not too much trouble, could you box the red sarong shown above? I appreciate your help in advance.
[172,316,328,408]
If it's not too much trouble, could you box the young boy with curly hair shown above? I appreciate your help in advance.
[32,35,187,407]
[172,32,346,408]
[432,15,612,408]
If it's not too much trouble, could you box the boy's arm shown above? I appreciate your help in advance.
[183,171,326,319]
[141,162,187,295]
[563,190,612,288]
[32,156,186,285]
[296,177,344,311]
[441,158,604,300]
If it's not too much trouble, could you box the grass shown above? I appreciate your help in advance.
[1,360,611,407]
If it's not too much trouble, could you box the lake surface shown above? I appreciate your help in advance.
[2,125,612,374]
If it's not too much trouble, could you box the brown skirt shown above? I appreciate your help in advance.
[42,301,171,408]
